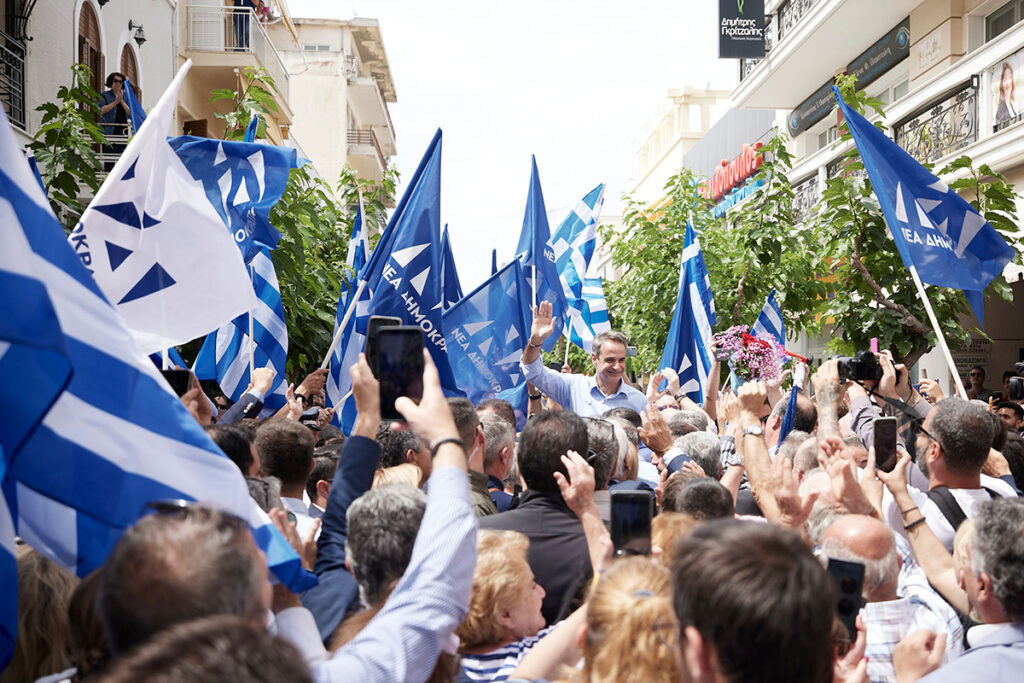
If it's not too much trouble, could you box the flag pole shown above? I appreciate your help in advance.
[532,264,537,310]
[908,265,967,398]
[161,348,170,371]
[563,340,570,367]
[320,279,366,370]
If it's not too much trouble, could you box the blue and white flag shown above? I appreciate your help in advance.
[751,289,786,346]
[660,222,717,403]
[243,113,260,143]
[834,87,1015,325]
[194,247,289,416]
[551,184,610,351]
[440,224,464,309]
[328,130,460,432]
[776,364,806,446]
[0,448,14,670]
[443,260,530,410]
[72,61,257,354]
[169,128,299,265]
[123,77,146,134]
[148,346,187,370]
[0,103,315,638]
[514,156,567,353]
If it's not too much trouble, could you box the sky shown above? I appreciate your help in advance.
[289,0,737,291]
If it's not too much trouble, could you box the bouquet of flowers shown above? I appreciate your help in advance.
[712,325,788,384]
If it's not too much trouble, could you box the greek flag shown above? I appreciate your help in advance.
[123,77,146,133]
[326,203,370,425]
[193,247,289,416]
[751,289,785,345]
[514,156,567,352]
[72,61,257,354]
[659,222,717,403]
[551,184,610,351]
[834,87,1015,326]
[327,130,460,433]
[443,260,530,411]
[440,224,464,309]
[776,364,807,446]
[0,105,315,654]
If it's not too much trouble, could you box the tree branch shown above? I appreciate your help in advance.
[850,233,931,337]
[733,263,751,319]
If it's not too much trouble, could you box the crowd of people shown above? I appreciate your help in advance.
[6,300,1024,683]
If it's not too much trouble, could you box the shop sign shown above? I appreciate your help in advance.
[719,0,766,59]
[699,142,764,202]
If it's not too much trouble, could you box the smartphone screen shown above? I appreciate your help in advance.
[828,558,865,641]
[873,417,899,473]
[160,369,191,397]
[376,327,424,420]
[611,491,653,556]
[367,315,403,377]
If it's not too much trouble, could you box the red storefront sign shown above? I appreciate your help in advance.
[699,142,764,202]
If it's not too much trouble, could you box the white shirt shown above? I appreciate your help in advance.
[282,496,321,541]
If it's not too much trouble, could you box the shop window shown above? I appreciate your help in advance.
[78,2,103,94]
[986,0,1024,42]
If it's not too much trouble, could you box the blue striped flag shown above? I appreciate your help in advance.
[751,289,786,345]
[659,222,717,403]
[551,184,610,350]
[123,77,146,134]
[514,156,567,353]
[440,224,464,309]
[194,247,289,416]
[0,105,315,657]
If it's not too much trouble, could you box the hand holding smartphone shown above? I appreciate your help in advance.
[374,326,425,420]
[872,416,899,473]
[611,491,653,556]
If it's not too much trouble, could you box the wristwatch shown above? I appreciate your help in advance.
[741,425,764,437]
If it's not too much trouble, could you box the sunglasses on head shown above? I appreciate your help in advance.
[142,499,249,532]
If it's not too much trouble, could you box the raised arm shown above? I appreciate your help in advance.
[554,450,610,572]
[520,301,574,408]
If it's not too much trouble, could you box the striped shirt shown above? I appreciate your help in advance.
[460,626,557,682]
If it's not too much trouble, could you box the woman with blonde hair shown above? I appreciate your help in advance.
[996,61,1018,124]
[458,530,548,681]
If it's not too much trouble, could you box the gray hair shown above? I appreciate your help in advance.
[970,497,1024,621]
[585,417,619,489]
[667,409,709,436]
[345,484,427,607]
[592,330,628,355]
[777,430,811,464]
[480,412,515,472]
[820,535,899,600]
[930,398,994,476]
[673,431,721,479]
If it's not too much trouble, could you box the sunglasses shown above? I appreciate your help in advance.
[112,79,124,84]
[143,499,249,532]
[970,372,983,377]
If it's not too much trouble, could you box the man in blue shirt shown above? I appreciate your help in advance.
[521,300,647,417]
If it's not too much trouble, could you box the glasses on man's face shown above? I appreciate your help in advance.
[970,372,983,377]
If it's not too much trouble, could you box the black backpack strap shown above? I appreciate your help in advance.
[926,486,968,531]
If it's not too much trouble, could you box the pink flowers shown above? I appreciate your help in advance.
[712,325,787,383]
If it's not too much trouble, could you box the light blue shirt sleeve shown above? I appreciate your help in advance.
[313,466,477,683]
[521,356,575,408]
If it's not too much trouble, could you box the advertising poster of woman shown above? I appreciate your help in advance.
[991,50,1023,131]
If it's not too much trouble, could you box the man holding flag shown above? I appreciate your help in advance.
[521,300,647,417]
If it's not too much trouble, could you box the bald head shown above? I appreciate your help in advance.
[822,514,900,602]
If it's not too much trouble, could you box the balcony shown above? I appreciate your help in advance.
[732,0,918,110]
[894,83,979,166]
[0,29,25,129]
[186,3,290,105]
[347,128,388,179]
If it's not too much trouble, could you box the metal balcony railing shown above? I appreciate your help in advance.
[894,84,979,165]
[186,3,289,102]
[347,128,387,170]
[0,29,26,129]
[738,0,819,82]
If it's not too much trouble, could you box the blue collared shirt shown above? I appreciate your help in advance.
[520,357,648,417]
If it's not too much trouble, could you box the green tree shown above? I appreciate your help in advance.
[29,63,105,230]
[270,165,397,376]
[813,74,1021,367]
[211,67,278,140]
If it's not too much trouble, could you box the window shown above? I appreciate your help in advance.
[120,45,140,103]
[893,79,910,101]
[986,0,1024,42]
[872,78,910,108]
[302,44,332,52]
[78,2,103,95]
[817,125,837,152]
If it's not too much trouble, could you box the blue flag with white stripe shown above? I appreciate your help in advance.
[751,289,786,346]
[833,86,1015,326]
[660,222,717,403]
[0,105,314,631]
[168,133,300,264]
[194,247,289,416]
[148,346,187,370]
[514,156,567,353]
[328,129,461,433]
[440,224,464,309]
[551,184,610,351]
[123,77,146,134]
[443,259,531,424]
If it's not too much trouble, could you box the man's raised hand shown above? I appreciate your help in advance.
[529,300,557,346]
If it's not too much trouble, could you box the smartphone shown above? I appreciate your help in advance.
[375,326,425,420]
[160,368,191,397]
[626,345,638,358]
[366,315,403,376]
[828,558,865,641]
[611,491,653,556]
[547,361,563,372]
[873,416,899,473]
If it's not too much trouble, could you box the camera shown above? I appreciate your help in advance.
[1009,362,1024,401]
[836,350,883,383]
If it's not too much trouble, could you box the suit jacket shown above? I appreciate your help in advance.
[300,435,379,642]
[479,488,592,624]
[218,392,263,425]
[921,623,1024,682]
